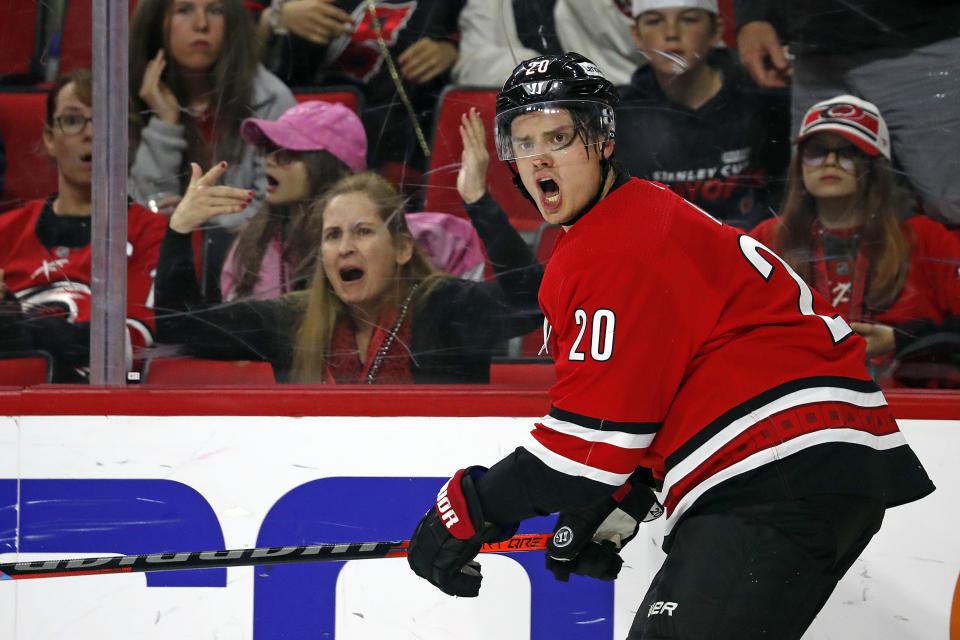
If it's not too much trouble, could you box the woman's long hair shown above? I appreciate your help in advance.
[289,173,443,382]
[129,0,260,187]
[227,150,352,298]
[771,147,913,312]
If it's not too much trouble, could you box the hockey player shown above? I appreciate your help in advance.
[0,69,167,382]
[406,53,934,639]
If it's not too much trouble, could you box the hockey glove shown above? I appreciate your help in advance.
[407,466,519,597]
[546,482,663,583]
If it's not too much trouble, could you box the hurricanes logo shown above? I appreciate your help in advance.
[552,526,574,548]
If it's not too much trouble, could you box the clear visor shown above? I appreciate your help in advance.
[493,101,615,161]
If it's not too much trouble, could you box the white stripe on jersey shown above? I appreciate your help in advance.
[661,385,887,494]
[523,431,632,487]
[538,414,657,450]
[662,428,908,536]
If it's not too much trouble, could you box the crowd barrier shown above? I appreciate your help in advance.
[1,387,958,639]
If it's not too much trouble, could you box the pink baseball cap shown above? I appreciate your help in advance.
[241,101,368,173]
[796,95,891,160]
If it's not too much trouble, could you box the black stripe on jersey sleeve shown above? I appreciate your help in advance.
[548,405,661,435]
[664,375,883,474]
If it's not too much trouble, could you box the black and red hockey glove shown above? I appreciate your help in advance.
[407,466,519,597]
[546,481,662,583]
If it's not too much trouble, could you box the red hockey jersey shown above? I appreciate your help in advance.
[525,179,932,539]
[0,198,167,362]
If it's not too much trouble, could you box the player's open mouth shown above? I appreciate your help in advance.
[265,174,279,192]
[80,154,92,163]
[339,267,364,282]
[538,178,561,209]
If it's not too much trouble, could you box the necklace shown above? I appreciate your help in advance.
[365,282,420,384]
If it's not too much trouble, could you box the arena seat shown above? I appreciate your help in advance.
[57,0,138,76]
[0,0,42,82]
[0,90,57,211]
[293,86,363,113]
[142,357,277,385]
[424,86,543,232]
[0,351,54,385]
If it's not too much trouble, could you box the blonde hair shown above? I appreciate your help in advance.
[772,149,912,312]
[289,173,443,382]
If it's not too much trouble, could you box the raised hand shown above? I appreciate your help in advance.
[456,108,490,205]
[139,50,181,124]
[737,21,793,88]
[277,0,354,44]
[398,37,458,84]
[168,162,254,234]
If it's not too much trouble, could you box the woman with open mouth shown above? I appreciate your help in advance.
[153,114,544,384]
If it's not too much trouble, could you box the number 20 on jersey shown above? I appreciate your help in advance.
[569,308,616,362]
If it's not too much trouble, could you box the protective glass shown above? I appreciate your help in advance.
[493,100,615,161]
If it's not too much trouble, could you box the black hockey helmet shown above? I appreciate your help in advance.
[494,52,619,161]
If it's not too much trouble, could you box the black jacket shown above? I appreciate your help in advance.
[617,49,791,230]
[153,192,544,383]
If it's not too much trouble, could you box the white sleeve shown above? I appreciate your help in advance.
[452,0,543,87]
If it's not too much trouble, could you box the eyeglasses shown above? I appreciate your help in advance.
[53,113,93,135]
[800,143,862,172]
[259,145,302,166]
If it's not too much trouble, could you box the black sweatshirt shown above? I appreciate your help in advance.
[153,192,544,383]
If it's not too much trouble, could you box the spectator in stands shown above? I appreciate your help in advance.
[617,0,790,229]
[735,0,960,226]
[180,100,482,301]
[256,0,462,198]
[454,0,643,87]
[154,115,542,383]
[749,95,960,387]
[219,100,359,301]
[0,70,168,382]
[128,0,297,300]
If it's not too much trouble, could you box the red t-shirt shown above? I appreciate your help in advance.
[0,198,168,353]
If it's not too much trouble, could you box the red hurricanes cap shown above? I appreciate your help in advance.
[795,95,890,160]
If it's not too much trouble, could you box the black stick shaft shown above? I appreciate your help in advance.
[0,533,551,581]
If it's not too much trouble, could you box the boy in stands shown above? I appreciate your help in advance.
[406,53,933,639]
[0,70,167,382]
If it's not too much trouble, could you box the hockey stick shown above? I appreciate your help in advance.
[0,533,550,581]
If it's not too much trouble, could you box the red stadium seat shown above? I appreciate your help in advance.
[0,90,57,211]
[0,351,54,385]
[58,0,138,76]
[143,357,277,385]
[425,87,544,232]
[293,87,363,113]
[0,0,41,80]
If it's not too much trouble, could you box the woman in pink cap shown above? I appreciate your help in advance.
[750,95,960,386]
[221,100,365,300]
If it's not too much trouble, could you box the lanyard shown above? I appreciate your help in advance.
[811,224,870,323]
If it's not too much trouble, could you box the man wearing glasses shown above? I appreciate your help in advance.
[0,69,168,382]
